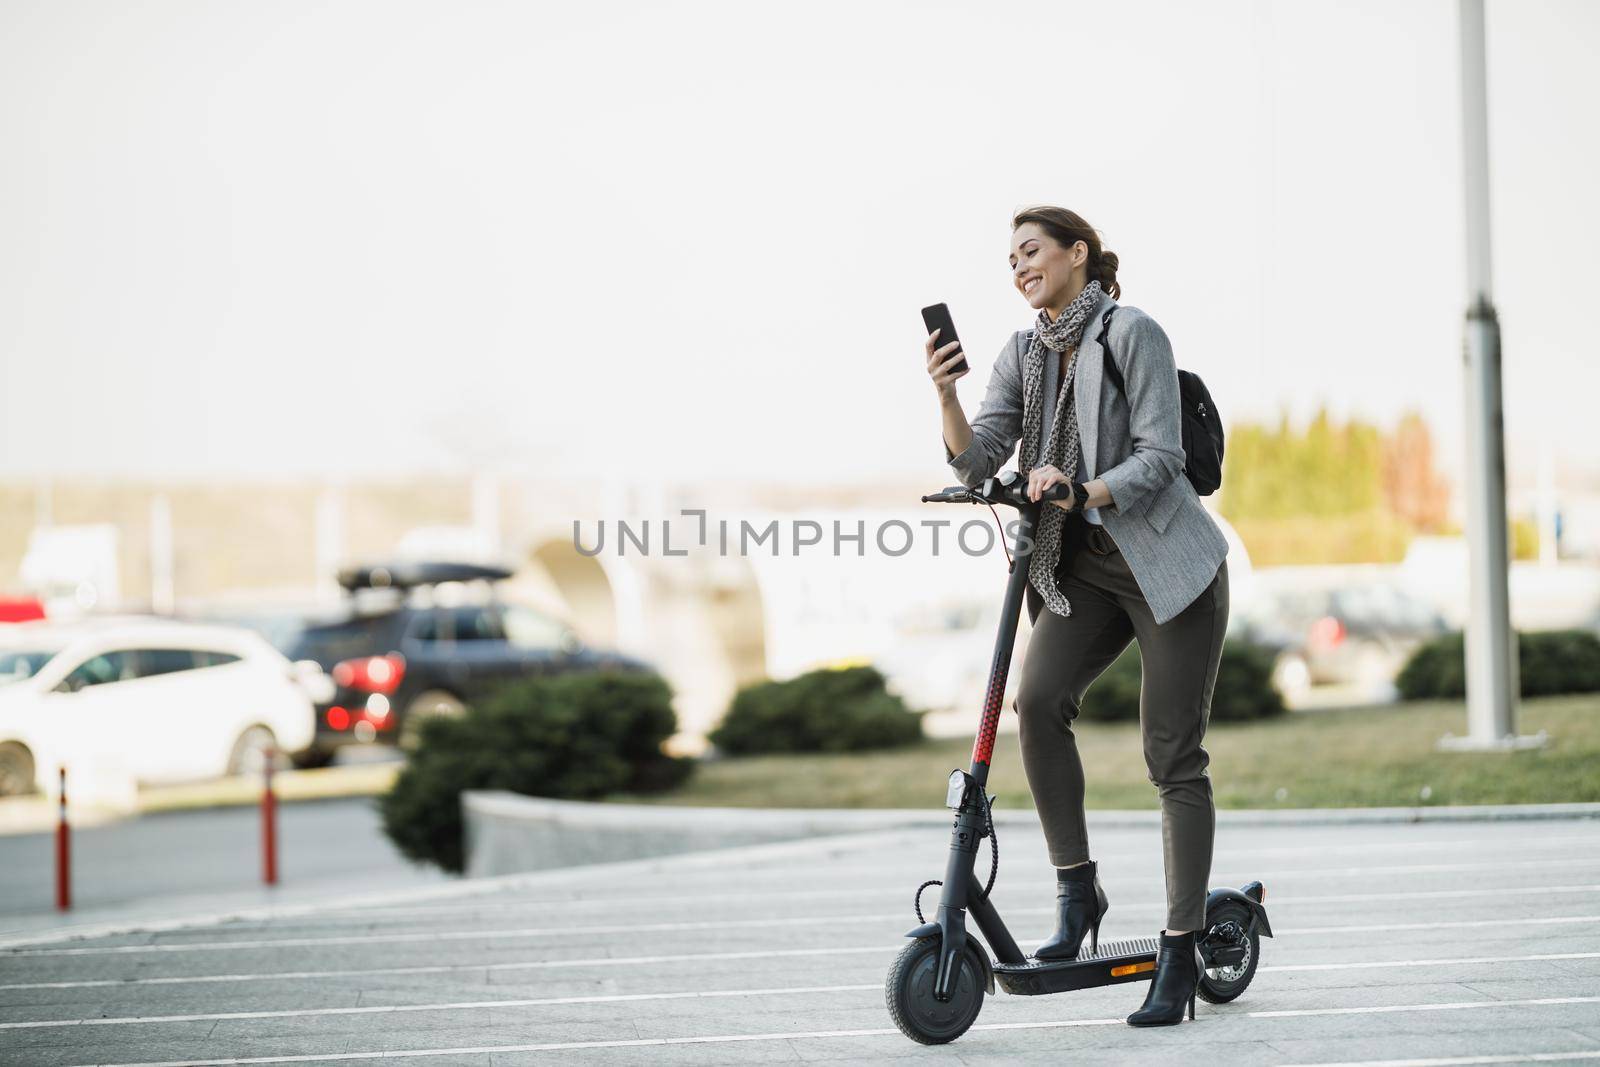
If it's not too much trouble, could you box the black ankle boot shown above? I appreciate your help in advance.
[1126,930,1202,1026]
[1034,861,1109,960]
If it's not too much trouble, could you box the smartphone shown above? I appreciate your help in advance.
[921,303,969,375]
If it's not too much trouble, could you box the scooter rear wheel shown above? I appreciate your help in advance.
[1197,900,1260,1004]
[885,935,986,1044]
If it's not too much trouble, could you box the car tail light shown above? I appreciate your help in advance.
[1308,615,1346,650]
[327,706,351,731]
[331,653,406,694]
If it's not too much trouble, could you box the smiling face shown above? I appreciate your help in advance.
[1009,221,1089,320]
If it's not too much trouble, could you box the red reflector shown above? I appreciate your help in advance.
[327,706,351,731]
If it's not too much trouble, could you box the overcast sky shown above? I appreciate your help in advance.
[2,0,1596,491]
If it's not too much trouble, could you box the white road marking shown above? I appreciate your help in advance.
[69,995,1600,1067]
[1275,914,1600,935]
[4,913,1598,992]
[1280,1054,1600,1067]
[0,944,902,991]
[1275,885,1600,906]
[0,982,884,1030]
[11,884,1600,958]
[6,950,1598,1030]
[1261,949,1600,973]
[1248,995,1600,1018]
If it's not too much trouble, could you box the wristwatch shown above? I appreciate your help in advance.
[1069,482,1090,510]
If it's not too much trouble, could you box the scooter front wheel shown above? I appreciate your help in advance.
[885,935,986,1044]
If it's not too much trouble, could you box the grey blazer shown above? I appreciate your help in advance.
[944,291,1229,625]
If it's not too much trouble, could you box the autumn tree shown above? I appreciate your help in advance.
[1380,411,1452,533]
[1219,408,1447,565]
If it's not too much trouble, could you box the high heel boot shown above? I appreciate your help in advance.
[1126,929,1203,1026]
[1033,861,1110,960]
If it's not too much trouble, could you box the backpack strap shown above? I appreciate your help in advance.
[1097,307,1125,394]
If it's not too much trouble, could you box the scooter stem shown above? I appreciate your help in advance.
[930,500,1043,998]
[968,503,1041,782]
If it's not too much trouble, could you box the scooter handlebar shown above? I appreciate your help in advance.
[922,473,1072,509]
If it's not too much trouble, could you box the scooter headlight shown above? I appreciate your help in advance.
[946,769,968,810]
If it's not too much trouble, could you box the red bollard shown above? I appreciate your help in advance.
[56,766,70,911]
[261,746,278,886]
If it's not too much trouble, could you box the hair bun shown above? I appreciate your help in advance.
[1095,249,1120,297]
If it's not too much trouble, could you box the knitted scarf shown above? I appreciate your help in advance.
[1020,279,1105,617]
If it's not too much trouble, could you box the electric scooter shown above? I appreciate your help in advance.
[885,469,1273,1045]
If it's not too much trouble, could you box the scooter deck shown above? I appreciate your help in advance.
[992,937,1162,996]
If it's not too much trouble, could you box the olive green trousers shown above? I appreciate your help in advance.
[1016,512,1229,932]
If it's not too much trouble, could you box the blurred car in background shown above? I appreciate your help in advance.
[1234,583,1449,702]
[249,562,652,767]
[0,617,316,796]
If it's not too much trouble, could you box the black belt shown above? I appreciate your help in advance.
[1068,514,1120,556]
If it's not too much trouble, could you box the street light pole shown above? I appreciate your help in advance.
[1442,0,1539,752]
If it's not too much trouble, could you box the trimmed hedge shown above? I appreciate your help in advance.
[1079,641,1286,723]
[709,665,924,755]
[379,671,692,873]
[1397,629,1600,701]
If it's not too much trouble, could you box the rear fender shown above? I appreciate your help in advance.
[1206,885,1273,939]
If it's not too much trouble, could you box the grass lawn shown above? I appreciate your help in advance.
[629,694,1600,811]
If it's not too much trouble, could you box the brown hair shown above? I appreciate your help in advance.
[1011,206,1120,300]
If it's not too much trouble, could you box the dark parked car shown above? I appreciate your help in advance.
[259,562,651,766]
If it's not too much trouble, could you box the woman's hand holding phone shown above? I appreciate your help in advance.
[922,302,969,402]
[925,328,968,400]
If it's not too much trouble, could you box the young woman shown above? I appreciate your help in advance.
[925,206,1230,1027]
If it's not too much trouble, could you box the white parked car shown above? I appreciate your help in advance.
[0,616,316,796]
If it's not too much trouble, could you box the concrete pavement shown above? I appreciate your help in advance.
[2,813,1599,1065]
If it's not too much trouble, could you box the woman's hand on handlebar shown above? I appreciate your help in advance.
[1027,464,1075,508]
[925,328,968,399]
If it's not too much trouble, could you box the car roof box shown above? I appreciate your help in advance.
[336,561,514,592]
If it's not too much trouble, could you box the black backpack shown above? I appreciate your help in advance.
[1097,307,1224,496]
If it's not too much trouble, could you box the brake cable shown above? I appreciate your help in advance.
[985,502,1012,566]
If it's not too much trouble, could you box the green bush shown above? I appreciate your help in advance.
[1397,629,1600,701]
[1519,630,1600,696]
[1396,633,1465,700]
[379,671,692,872]
[709,665,924,755]
[1080,641,1286,723]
